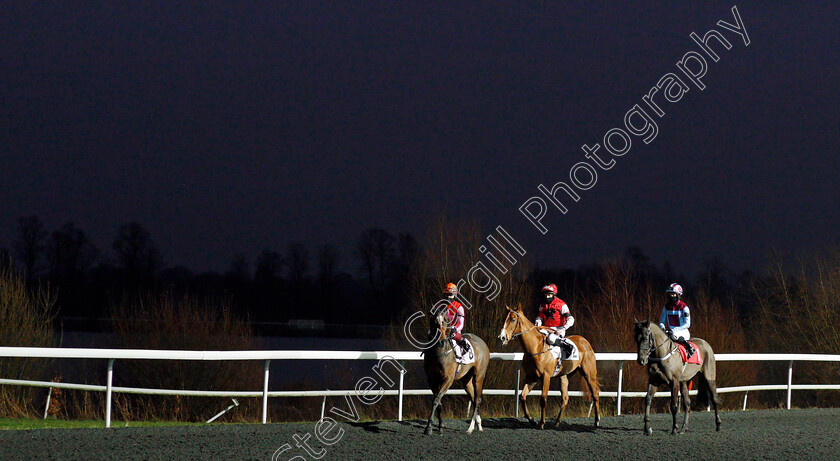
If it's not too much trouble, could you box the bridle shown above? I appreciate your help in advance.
[641,327,677,363]
[429,314,454,357]
[504,311,549,356]
[504,312,537,340]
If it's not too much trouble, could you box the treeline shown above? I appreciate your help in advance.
[2,213,840,419]
[1,216,419,326]
[388,218,840,416]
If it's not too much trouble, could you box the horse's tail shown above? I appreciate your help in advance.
[695,373,712,409]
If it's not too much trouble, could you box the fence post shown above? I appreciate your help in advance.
[262,359,271,424]
[105,358,115,428]
[515,367,520,418]
[787,360,793,409]
[43,387,52,419]
[398,364,405,421]
[617,361,624,416]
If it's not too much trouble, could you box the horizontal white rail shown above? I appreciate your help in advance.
[3,347,840,426]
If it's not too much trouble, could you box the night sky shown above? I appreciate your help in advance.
[2,2,838,275]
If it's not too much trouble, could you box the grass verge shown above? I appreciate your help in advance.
[0,418,208,430]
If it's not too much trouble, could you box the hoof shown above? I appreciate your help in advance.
[716,423,721,432]
[644,427,652,436]
[424,427,432,435]
[595,420,601,428]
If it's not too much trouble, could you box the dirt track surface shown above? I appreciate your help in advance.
[0,409,838,460]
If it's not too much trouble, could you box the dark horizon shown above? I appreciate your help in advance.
[2,2,838,278]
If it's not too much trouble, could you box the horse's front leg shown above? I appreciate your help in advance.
[669,380,680,435]
[520,377,539,425]
[424,394,441,435]
[643,382,657,436]
[539,373,551,429]
[436,398,445,433]
[678,380,691,433]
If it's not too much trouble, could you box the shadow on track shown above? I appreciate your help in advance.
[347,421,399,434]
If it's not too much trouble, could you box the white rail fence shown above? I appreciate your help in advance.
[1,347,839,427]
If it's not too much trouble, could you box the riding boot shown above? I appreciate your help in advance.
[676,337,695,358]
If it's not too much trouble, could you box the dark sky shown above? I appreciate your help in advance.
[2,1,838,276]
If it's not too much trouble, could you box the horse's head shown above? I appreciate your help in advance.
[429,309,452,343]
[498,304,523,346]
[634,320,654,365]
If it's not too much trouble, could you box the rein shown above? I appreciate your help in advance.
[644,330,678,363]
[507,313,550,356]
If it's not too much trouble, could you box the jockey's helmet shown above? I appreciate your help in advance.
[666,283,684,298]
[541,284,557,302]
[444,282,458,296]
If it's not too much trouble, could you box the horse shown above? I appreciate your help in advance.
[422,309,490,435]
[633,320,722,435]
[498,304,601,429]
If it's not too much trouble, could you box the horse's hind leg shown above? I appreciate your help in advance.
[554,375,569,427]
[678,381,690,433]
[707,378,722,431]
[475,377,484,432]
[669,381,680,435]
[471,371,485,432]
[539,373,551,429]
[464,378,478,434]
[582,366,601,427]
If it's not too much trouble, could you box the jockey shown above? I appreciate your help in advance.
[659,283,696,358]
[443,282,470,357]
[534,284,574,354]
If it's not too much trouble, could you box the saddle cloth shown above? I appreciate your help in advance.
[678,342,701,365]
[551,339,579,377]
[452,338,476,365]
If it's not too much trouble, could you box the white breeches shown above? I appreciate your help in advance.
[671,329,690,341]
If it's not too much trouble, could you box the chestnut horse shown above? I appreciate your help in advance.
[633,320,721,435]
[498,304,600,429]
[423,310,490,435]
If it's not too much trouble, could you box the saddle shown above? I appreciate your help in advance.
[678,342,701,365]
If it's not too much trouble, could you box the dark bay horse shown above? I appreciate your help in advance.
[498,304,601,429]
[423,310,490,435]
[634,320,721,435]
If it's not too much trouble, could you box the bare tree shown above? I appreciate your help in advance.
[226,253,251,281]
[254,249,283,284]
[317,244,340,287]
[112,222,160,284]
[285,242,309,285]
[356,228,396,293]
[47,222,98,283]
[13,215,48,286]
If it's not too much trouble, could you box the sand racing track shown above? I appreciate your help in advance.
[1,408,839,460]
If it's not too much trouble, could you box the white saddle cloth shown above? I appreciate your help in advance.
[452,338,476,365]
